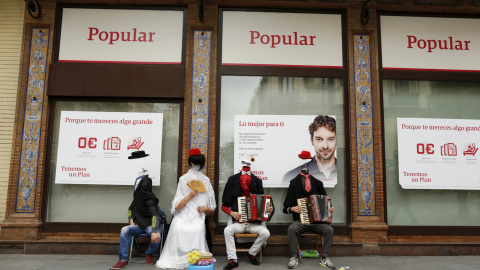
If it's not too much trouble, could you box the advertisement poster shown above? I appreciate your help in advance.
[397,117,480,190]
[55,111,163,185]
[234,115,337,188]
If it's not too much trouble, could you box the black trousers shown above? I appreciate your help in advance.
[287,220,334,258]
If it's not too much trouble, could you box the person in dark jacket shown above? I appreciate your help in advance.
[283,169,335,269]
[111,174,161,269]
[221,155,274,270]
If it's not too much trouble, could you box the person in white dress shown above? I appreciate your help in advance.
[156,148,216,269]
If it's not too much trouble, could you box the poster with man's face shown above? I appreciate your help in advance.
[234,115,337,188]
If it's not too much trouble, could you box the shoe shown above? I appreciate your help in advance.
[145,254,154,265]
[111,260,129,269]
[245,253,260,265]
[319,257,335,269]
[287,257,299,269]
[223,259,239,269]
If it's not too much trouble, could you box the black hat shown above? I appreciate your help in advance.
[128,150,149,159]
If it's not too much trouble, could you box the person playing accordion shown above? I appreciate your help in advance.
[283,151,335,269]
[221,154,274,270]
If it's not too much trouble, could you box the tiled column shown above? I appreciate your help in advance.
[351,34,387,252]
[1,28,50,240]
[353,34,376,218]
[190,31,212,174]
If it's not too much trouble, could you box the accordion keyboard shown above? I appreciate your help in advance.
[297,198,310,224]
[238,197,247,222]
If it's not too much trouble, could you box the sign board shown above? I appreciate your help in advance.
[55,111,163,185]
[381,16,480,72]
[397,117,480,190]
[222,11,343,68]
[59,8,184,64]
[234,115,338,188]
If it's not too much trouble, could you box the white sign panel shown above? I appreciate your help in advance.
[222,11,343,68]
[55,111,163,185]
[59,8,184,64]
[234,115,337,188]
[381,16,480,71]
[397,117,480,190]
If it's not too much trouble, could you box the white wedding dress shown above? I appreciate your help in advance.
[156,167,216,269]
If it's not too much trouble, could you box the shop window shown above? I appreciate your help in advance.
[383,79,480,226]
[219,75,347,225]
[46,101,180,223]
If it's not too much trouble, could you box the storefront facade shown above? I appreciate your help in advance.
[1,0,479,255]
[0,0,25,235]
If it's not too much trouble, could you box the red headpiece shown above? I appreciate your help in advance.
[189,148,201,156]
[298,151,313,160]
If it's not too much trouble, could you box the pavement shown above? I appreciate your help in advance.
[1,254,479,270]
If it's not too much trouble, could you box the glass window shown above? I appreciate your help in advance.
[383,80,480,226]
[219,76,347,225]
[46,101,180,223]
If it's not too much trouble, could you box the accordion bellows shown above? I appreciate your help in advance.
[187,179,207,192]
[237,194,272,223]
[297,195,332,224]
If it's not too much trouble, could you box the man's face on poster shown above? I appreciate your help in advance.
[311,126,337,161]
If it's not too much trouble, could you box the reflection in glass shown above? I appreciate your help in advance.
[46,101,180,223]
[384,80,480,226]
[220,76,346,225]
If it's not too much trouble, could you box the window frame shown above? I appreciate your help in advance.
[41,98,184,233]
[215,8,351,236]
[378,12,480,236]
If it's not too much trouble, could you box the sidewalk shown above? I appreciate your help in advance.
[1,254,479,270]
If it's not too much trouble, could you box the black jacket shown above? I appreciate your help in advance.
[128,175,161,232]
[222,172,275,221]
[282,173,327,221]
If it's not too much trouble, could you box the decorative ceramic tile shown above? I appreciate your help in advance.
[15,28,49,213]
[353,34,376,216]
[190,31,211,173]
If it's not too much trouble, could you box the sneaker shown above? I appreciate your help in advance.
[223,259,239,270]
[111,260,129,269]
[287,257,299,269]
[145,254,154,265]
[245,253,260,265]
[319,257,335,269]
